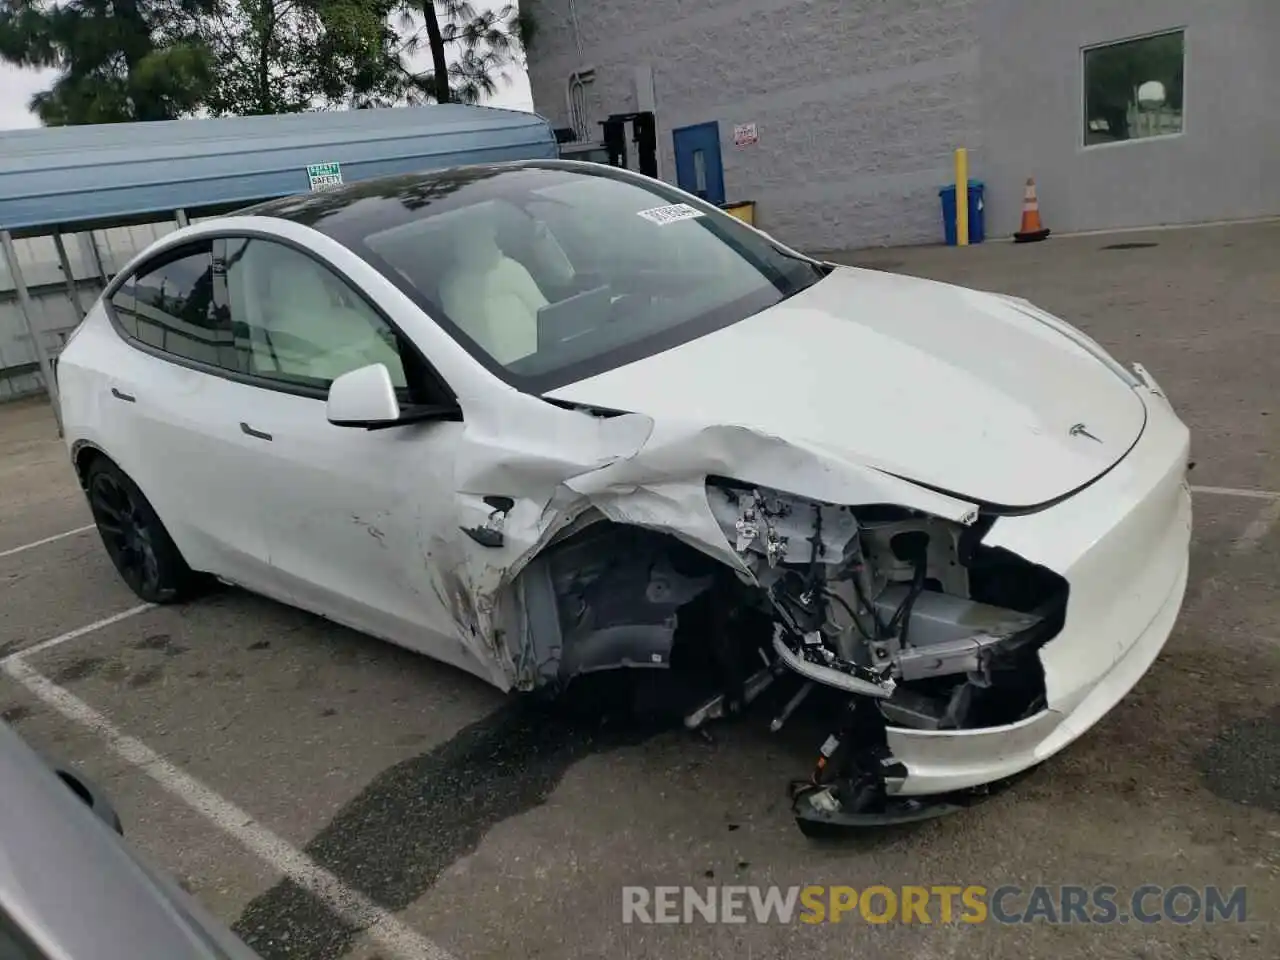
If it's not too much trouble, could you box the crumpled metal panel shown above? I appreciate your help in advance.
[435,388,979,690]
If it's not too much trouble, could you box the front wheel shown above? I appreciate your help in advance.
[85,458,197,603]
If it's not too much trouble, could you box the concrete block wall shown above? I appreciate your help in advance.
[526,0,1280,249]
[978,0,1280,236]
[525,0,981,250]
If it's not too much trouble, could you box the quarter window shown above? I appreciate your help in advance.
[1084,31,1185,146]
[109,246,238,369]
[223,238,408,391]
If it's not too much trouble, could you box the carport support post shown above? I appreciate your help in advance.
[53,230,86,319]
[81,232,109,283]
[0,229,64,435]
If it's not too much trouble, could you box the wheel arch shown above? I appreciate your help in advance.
[71,440,204,596]
[72,441,173,537]
[71,440,112,492]
[503,514,753,692]
[71,442,173,549]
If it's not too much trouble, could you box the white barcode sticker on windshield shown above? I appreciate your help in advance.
[636,203,705,226]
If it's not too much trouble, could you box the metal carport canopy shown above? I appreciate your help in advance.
[0,104,557,432]
[0,103,558,237]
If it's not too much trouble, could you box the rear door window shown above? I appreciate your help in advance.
[110,244,240,371]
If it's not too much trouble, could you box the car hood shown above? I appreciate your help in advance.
[544,266,1146,509]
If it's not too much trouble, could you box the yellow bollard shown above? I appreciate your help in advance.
[954,147,969,246]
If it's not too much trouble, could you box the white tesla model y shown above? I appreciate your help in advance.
[57,161,1191,827]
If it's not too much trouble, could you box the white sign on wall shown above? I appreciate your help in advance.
[733,122,759,146]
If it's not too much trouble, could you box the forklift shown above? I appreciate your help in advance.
[554,111,657,178]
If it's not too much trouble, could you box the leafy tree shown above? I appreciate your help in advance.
[202,0,403,115]
[200,0,537,113]
[0,0,215,124]
[395,0,533,105]
[1,0,534,125]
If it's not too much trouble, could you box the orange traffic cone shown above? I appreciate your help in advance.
[1014,178,1050,243]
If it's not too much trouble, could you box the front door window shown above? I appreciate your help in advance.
[223,238,408,391]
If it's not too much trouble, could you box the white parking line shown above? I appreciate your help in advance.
[1191,484,1280,501]
[0,604,154,667]
[0,524,95,560]
[6,478,1272,960]
[1232,497,1280,555]
[2,656,454,960]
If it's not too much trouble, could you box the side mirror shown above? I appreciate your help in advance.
[327,363,400,427]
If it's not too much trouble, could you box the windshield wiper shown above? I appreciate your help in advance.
[768,242,821,267]
[769,243,831,284]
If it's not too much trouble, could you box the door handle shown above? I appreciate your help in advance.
[110,387,136,403]
[239,422,273,442]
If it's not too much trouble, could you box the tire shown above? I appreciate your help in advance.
[84,457,198,604]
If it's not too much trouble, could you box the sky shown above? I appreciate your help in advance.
[0,2,535,131]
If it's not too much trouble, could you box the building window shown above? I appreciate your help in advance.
[1084,30,1184,146]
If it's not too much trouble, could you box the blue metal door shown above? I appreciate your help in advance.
[672,122,725,205]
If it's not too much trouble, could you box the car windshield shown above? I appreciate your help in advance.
[286,164,827,392]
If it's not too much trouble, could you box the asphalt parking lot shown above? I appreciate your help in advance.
[2,220,1279,959]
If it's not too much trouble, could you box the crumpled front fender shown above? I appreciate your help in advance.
[438,389,980,689]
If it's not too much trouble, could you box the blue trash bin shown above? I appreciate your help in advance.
[939,180,985,245]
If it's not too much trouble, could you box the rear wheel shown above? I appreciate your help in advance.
[85,458,196,603]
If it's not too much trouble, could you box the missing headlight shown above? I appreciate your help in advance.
[704,480,1068,732]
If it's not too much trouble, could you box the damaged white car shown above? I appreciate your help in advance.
[58,160,1191,829]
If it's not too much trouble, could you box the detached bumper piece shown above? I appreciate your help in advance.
[785,698,1031,835]
[789,774,1024,834]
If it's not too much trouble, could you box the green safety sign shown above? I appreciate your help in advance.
[306,162,343,191]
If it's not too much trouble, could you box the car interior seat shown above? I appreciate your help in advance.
[249,244,402,385]
[437,212,548,365]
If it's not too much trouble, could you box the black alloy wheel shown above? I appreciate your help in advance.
[85,458,196,603]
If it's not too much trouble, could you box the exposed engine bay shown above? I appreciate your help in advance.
[511,479,1069,830]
